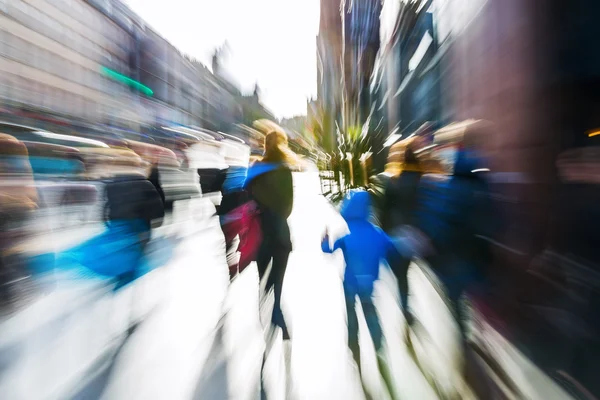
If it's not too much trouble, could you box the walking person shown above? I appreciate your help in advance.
[218,147,250,280]
[148,161,166,211]
[411,121,498,397]
[244,127,297,340]
[103,171,165,290]
[0,135,38,313]
[322,190,400,399]
[415,123,495,345]
[380,138,423,327]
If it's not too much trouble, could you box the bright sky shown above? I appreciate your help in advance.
[125,0,320,118]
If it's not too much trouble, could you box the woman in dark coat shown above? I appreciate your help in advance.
[245,129,296,339]
[381,138,423,325]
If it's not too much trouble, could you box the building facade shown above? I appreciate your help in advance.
[371,0,443,140]
[316,0,343,152]
[0,0,139,125]
[0,0,255,137]
[342,0,381,124]
[371,0,600,395]
[316,0,383,153]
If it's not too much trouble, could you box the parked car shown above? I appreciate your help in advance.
[0,122,110,149]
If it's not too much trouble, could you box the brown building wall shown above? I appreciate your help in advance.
[439,0,562,309]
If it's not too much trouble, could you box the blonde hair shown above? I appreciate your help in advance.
[262,129,285,160]
[262,129,301,168]
[251,119,301,167]
[385,137,421,176]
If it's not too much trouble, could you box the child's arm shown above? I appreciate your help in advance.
[321,234,344,253]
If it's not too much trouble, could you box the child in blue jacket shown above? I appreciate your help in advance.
[322,190,399,394]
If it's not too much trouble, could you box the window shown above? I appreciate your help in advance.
[409,31,433,71]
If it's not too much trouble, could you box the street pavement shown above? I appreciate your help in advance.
[214,172,444,400]
[186,170,574,400]
[1,170,576,400]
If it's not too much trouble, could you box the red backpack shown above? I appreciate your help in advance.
[221,200,262,272]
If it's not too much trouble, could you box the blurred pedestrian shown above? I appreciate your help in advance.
[104,165,165,289]
[414,121,496,352]
[218,144,251,280]
[245,127,297,340]
[59,158,164,289]
[380,137,423,326]
[0,134,38,313]
[322,190,399,398]
[148,161,166,213]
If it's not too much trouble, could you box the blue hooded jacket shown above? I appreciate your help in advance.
[322,190,398,295]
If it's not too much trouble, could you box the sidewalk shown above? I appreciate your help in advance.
[97,212,230,400]
[195,172,440,400]
[99,172,575,400]
[253,171,573,399]
[0,196,227,400]
[468,309,574,399]
[0,171,575,399]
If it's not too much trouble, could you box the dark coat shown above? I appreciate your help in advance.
[381,170,422,233]
[148,166,166,207]
[198,168,227,194]
[246,163,294,250]
[415,151,496,281]
[104,175,165,229]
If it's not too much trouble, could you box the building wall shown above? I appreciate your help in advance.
[343,0,381,123]
[0,0,248,133]
[372,1,441,160]
[138,30,198,125]
[371,0,557,308]
[0,0,137,122]
[440,3,600,393]
[438,0,554,265]
[316,0,343,152]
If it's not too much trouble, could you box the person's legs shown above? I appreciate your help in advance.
[228,263,238,281]
[446,277,495,398]
[360,295,383,352]
[345,288,361,370]
[256,238,272,283]
[391,255,413,325]
[220,219,239,281]
[270,248,290,339]
[361,292,396,397]
[445,278,469,345]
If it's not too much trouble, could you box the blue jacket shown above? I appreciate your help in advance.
[415,149,497,281]
[243,162,278,189]
[222,165,248,194]
[56,219,149,280]
[322,190,398,295]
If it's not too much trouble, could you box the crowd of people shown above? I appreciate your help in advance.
[1,117,497,398]
[316,121,495,398]
[0,124,185,315]
[211,120,498,398]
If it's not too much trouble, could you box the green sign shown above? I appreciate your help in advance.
[101,66,153,97]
